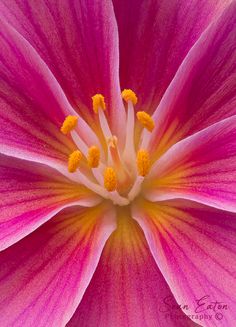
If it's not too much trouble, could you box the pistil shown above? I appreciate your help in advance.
[107,136,122,167]
[60,90,152,205]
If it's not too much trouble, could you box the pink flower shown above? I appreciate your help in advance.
[0,1,235,326]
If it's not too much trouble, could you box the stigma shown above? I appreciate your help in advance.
[60,89,154,205]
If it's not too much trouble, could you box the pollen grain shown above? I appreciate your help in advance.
[68,150,83,173]
[60,115,78,135]
[136,111,155,132]
[92,94,106,114]
[137,149,150,177]
[121,89,138,105]
[104,167,117,192]
[87,146,100,168]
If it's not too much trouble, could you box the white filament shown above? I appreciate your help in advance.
[98,109,112,138]
[71,131,88,156]
[123,100,136,165]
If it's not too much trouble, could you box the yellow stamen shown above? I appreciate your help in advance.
[60,116,78,135]
[137,149,150,177]
[104,167,117,192]
[136,111,155,132]
[87,146,100,168]
[121,89,137,105]
[92,94,106,114]
[68,150,82,173]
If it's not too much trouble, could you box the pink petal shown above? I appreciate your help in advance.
[0,17,81,167]
[113,0,230,114]
[68,211,196,327]
[147,1,236,159]
[0,204,115,327]
[0,0,126,140]
[132,200,236,326]
[0,153,100,250]
[146,116,236,212]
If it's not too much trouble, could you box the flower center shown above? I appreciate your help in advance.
[61,89,155,206]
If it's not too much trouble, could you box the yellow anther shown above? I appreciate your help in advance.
[68,150,82,173]
[87,146,100,168]
[60,116,78,135]
[136,111,155,132]
[121,89,138,105]
[137,149,150,177]
[104,167,117,192]
[92,94,106,114]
